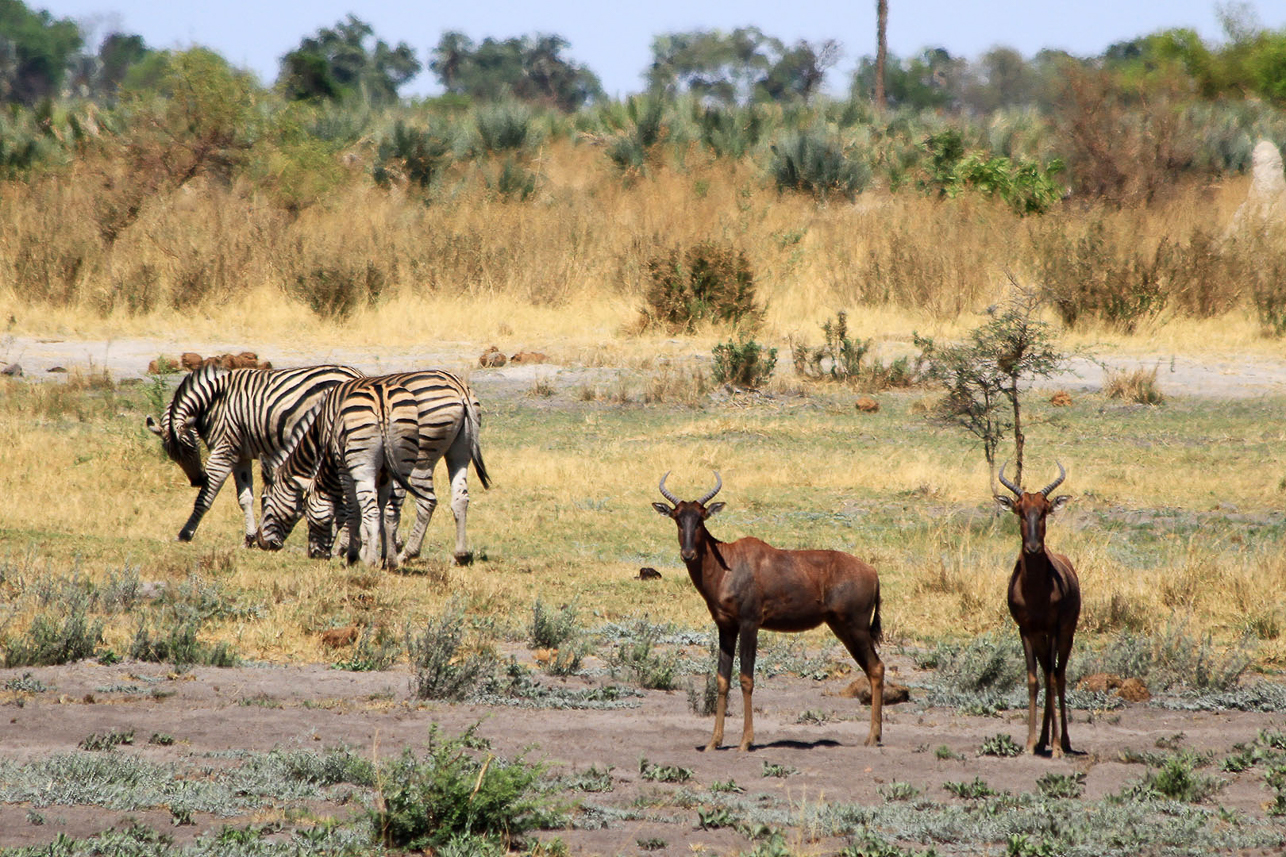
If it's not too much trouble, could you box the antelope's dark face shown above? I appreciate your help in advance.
[995,461,1070,555]
[653,471,725,562]
[146,415,206,489]
[995,491,1070,555]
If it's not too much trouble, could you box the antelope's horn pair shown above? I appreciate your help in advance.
[658,471,722,505]
[998,461,1066,497]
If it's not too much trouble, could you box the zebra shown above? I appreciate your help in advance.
[145,362,363,545]
[257,369,491,565]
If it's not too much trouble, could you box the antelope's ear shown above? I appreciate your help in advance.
[145,415,163,437]
[993,494,1014,511]
[652,502,673,517]
[704,501,726,519]
[1049,494,1072,513]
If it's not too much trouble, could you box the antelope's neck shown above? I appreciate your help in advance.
[685,531,727,595]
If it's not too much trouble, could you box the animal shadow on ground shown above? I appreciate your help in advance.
[698,738,841,752]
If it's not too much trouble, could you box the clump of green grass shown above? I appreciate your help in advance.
[639,757,692,783]
[712,336,777,389]
[3,596,104,667]
[607,620,680,691]
[369,724,560,850]
[406,599,498,702]
[1119,751,1222,803]
[1036,770,1086,799]
[879,781,922,802]
[761,761,797,778]
[943,777,1000,799]
[529,599,581,650]
[129,609,238,668]
[78,729,135,751]
[979,733,1023,757]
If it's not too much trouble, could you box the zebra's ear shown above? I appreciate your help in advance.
[145,416,163,437]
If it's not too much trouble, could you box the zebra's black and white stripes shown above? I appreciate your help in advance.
[146,363,362,545]
[256,369,490,565]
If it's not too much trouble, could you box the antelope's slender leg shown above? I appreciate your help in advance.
[829,618,884,746]
[1020,635,1040,754]
[1056,627,1076,753]
[737,624,758,751]
[707,626,737,752]
[1040,637,1058,757]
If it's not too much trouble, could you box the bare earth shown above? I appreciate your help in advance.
[2,652,1282,855]
[3,334,1286,853]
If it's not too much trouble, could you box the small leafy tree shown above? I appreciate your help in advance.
[916,285,1066,489]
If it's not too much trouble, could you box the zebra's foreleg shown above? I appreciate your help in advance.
[233,460,257,547]
[178,448,241,543]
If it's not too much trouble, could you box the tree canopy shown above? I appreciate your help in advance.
[428,31,602,111]
[647,28,839,105]
[278,14,420,104]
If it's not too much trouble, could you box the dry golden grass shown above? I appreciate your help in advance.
[0,142,1276,362]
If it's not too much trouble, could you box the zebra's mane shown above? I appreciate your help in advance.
[163,363,228,449]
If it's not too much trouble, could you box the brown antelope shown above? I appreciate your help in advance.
[995,461,1081,758]
[653,472,884,751]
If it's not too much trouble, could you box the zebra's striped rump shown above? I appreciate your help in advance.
[146,363,362,545]
[257,369,489,566]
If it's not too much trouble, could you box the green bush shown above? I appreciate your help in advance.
[129,609,238,668]
[607,620,680,690]
[373,119,453,189]
[406,599,497,701]
[769,126,871,201]
[370,724,558,850]
[979,733,1022,757]
[712,337,777,389]
[474,102,540,154]
[643,240,761,331]
[529,599,581,650]
[605,96,666,176]
[4,597,104,667]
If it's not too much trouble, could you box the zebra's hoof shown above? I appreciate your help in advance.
[177,531,194,543]
[243,535,257,549]
[453,552,474,566]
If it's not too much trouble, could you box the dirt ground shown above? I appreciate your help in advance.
[1,650,1283,855]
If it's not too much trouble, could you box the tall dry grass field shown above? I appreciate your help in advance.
[0,138,1275,358]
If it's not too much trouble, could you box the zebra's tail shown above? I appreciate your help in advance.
[381,397,434,506]
[465,394,491,489]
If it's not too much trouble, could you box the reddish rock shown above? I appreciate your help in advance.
[855,396,880,413]
[1078,673,1123,693]
[1117,677,1151,702]
[1050,390,1073,407]
[840,674,910,704]
[479,346,507,368]
[510,351,548,365]
[180,352,204,371]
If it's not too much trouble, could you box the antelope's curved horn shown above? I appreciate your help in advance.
[658,471,680,506]
[997,461,1021,497]
[1039,461,1067,497]
[697,471,722,506]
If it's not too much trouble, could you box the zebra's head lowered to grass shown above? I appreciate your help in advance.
[145,411,206,490]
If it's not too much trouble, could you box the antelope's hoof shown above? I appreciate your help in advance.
[864,734,882,747]
[702,741,720,752]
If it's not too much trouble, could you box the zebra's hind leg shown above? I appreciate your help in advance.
[445,434,473,565]
[377,475,398,570]
[396,467,437,564]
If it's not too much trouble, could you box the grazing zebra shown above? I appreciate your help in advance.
[257,369,491,565]
[145,363,362,545]
[255,376,423,567]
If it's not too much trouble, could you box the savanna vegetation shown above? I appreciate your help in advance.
[3,2,1286,853]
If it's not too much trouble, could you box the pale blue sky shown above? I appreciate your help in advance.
[39,1,1286,98]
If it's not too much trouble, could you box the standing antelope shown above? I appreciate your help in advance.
[995,461,1080,758]
[653,472,884,751]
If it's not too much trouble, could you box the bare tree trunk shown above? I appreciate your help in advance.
[874,0,888,109]
[1009,379,1025,490]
